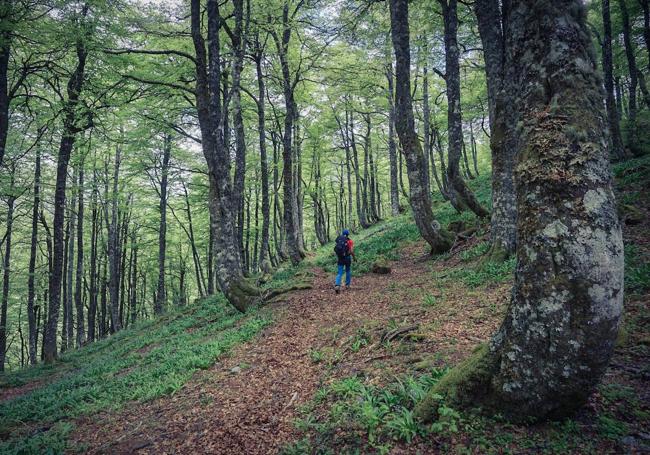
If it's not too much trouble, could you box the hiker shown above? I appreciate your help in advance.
[334,229,355,293]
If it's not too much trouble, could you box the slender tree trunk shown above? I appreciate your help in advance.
[422,61,434,195]
[181,181,206,297]
[618,0,640,154]
[368,141,380,221]
[75,166,85,347]
[441,0,489,218]
[118,204,130,328]
[272,133,287,261]
[99,239,107,339]
[602,0,628,160]
[88,168,98,341]
[349,112,370,229]
[155,134,171,314]
[232,0,247,264]
[386,63,401,215]
[273,7,302,265]
[389,0,454,254]
[295,121,306,254]
[0,173,15,371]
[129,231,137,324]
[255,43,271,273]
[470,124,479,176]
[0,0,12,168]
[474,0,517,259]
[43,25,89,363]
[65,177,76,351]
[642,0,650,73]
[415,0,624,422]
[207,212,214,294]
[27,149,41,364]
[107,148,121,332]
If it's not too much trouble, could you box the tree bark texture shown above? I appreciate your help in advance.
[415,0,624,422]
[474,0,517,259]
[44,23,89,363]
[440,0,489,218]
[27,149,41,364]
[389,0,454,254]
[155,134,171,315]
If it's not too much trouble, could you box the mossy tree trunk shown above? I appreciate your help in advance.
[415,0,624,422]
[389,0,454,254]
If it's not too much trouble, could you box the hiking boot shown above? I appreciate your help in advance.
[345,285,351,291]
[335,285,341,294]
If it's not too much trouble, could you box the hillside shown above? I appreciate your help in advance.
[0,157,648,454]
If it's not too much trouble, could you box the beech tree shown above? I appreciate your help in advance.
[415,0,624,422]
[389,0,454,254]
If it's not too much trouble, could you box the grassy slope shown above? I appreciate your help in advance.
[0,296,272,453]
[0,158,648,454]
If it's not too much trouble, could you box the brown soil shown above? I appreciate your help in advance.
[68,235,508,454]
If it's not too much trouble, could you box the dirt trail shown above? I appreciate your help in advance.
[70,243,506,454]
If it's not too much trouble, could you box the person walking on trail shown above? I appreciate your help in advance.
[334,229,355,294]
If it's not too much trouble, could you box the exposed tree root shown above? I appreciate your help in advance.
[413,343,496,422]
[263,282,313,302]
[381,324,419,343]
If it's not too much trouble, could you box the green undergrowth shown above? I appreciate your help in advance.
[432,240,516,288]
[283,369,461,454]
[614,155,650,295]
[625,244,650,294]
[0,295,272,454]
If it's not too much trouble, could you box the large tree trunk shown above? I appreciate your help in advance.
[474,0,517,260]
[415,0,624,422]
[191,0,260,312]
[27,149,41,364]
[43,26,89,363]
[601,0,628,160]
[155,134,171,315]
[0,173,15,371]
[389,0,454,254]
[440,0,489,218]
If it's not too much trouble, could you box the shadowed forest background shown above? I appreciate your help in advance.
[0,0,648,453]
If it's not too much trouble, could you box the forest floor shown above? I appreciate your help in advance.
[1,157,649,455]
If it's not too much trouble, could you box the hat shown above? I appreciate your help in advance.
[343,229,350,236]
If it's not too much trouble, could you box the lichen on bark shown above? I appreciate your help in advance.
[415,0,624,423]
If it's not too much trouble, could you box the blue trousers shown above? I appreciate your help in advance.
[335,257,352,286]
